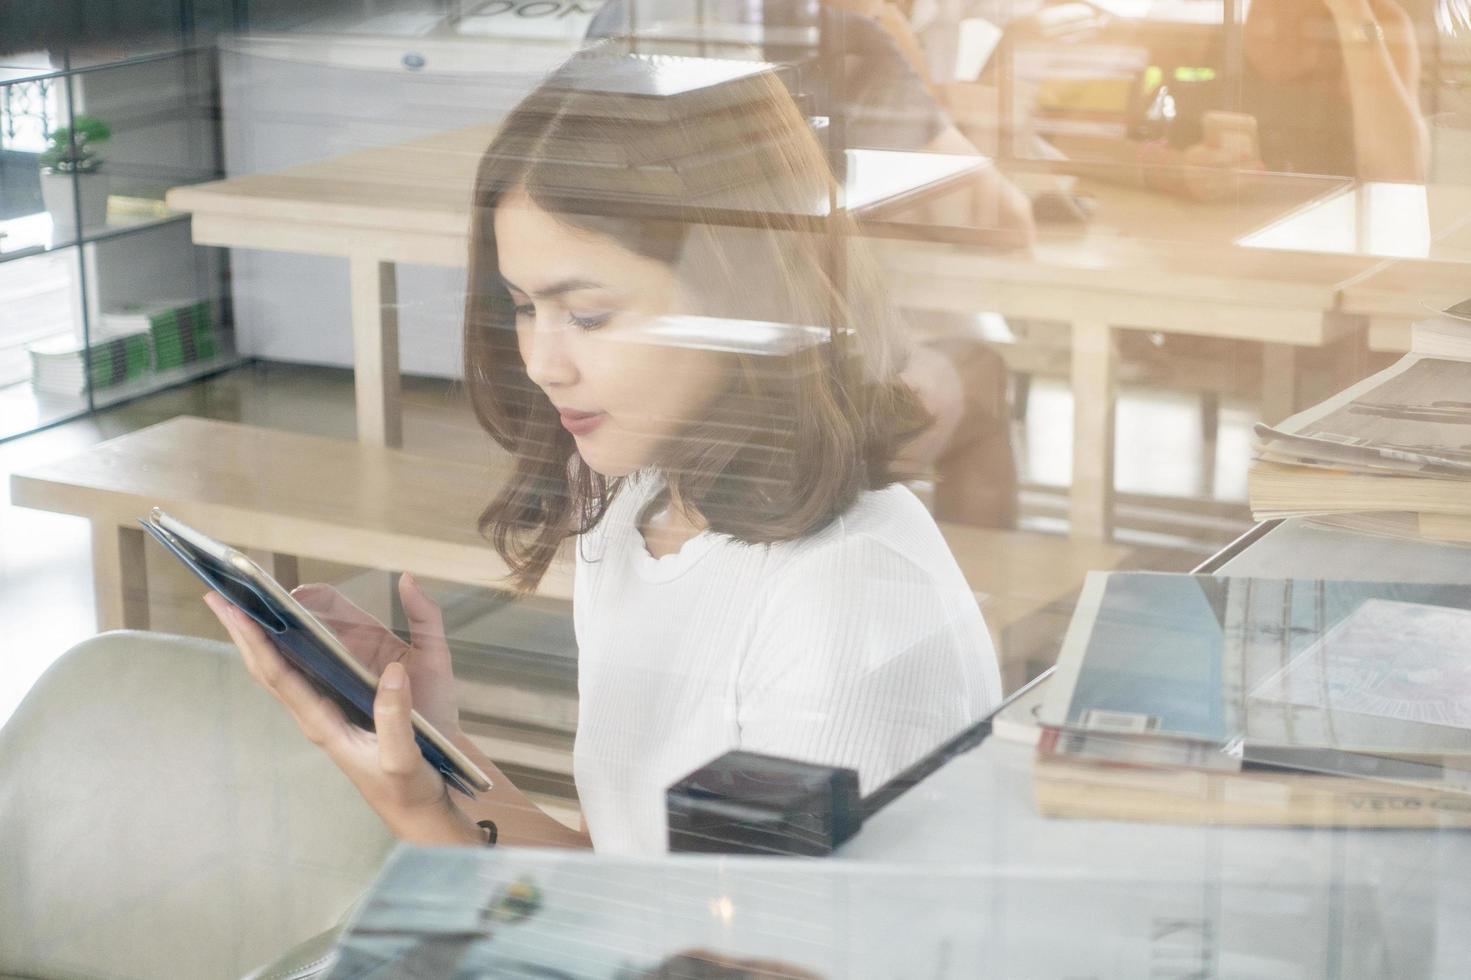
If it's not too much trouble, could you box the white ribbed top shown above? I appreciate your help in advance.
[571,472,1002,855]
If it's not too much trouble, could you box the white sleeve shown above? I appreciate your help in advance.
[735,533,998,794]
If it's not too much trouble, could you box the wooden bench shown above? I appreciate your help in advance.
[12,415,1130,785]
[10,415,571,632]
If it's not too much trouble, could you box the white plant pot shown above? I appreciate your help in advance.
[40,170,110,235]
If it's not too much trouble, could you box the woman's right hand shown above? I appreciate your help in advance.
[1174,142,1261,202]
[291,573,463,740]
[204,590,481,846]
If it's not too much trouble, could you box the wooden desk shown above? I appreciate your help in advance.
[171,123,1452,540]
[1344,252,1471,354]
[11,415,1128,692]
[877,171,1374,538]
[1353,261,1470,354]
[1249,181,1471,354]
[166,127,983,448]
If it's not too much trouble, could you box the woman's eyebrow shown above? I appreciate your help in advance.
[500,276,607,299]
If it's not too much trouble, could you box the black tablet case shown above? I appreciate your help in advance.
[140,519,477,796]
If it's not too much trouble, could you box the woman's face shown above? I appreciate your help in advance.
[495,187,727,478]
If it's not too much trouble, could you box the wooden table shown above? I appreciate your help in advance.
[170,121,1465,539]
[11,415,1127,689]
[1242,181,1471,355]
[1350,259,1470,355]
[165,126,985,448]
[876,170,1382,537]
[9,416,559,631]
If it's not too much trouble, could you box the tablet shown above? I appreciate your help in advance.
[140,508,491,797]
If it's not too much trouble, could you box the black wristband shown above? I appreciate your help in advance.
[476,819,498,847]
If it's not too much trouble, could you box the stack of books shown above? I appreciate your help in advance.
[1248,300,1471,545]
[28,298,218,397]
[28,330,152,397]
[1033,571,1471,827]
[101,299,218,371]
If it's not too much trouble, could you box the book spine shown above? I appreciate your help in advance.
[150,300,216,370]
[86,335,152,389]
[1034,755,1471,828]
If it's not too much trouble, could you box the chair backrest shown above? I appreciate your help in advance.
[0,630,395,980]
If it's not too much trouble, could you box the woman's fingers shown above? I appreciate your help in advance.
[398,572,452,665]
[374,661,439,807]
[206,593,459,842]
[205,593,351,747]
[374,662,417,773]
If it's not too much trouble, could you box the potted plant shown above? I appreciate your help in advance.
[38,115,112,233]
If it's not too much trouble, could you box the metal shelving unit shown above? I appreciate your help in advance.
[0,30,241,442]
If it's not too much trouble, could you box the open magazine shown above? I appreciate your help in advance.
[1040,573,1471,782]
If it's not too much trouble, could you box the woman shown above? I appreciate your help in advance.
[1236,0,1426,180]
[206,50,1003,855]
[1059,0,1427,198]
[589,0,1032,529]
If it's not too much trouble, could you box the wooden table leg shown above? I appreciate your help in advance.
[1321,313,1370,401]
[1199,391,1220,499]
[92,522,149,632]
[1260,343,1298,426]
[348,253,403,448]
[1070,320,1116,539]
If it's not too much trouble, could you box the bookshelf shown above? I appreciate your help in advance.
[0,39,242,441]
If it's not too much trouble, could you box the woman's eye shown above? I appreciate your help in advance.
[568,311,612,330]
[512,302,535,319]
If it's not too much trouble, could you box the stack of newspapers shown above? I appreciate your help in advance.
[1249,299,1471,544]
[1034,571,1471,827]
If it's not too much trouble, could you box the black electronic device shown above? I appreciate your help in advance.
[666,750,863,857]
[666,674,1051,856]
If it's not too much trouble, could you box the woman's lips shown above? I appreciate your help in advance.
[558,409,606,436]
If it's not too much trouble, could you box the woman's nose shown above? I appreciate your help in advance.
[520,317,578,389]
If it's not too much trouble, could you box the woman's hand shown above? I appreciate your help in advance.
[291,574,462,739]
[204,590,480,846]
[1155,142,1262,202]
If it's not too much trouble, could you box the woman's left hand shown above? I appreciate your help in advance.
[205,593,479,845]
[292,574,463,740]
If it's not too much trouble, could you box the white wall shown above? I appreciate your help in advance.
[219,33,578,378]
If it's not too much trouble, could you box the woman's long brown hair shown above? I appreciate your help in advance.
[463,48,930,592]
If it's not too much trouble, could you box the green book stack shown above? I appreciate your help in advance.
[102,299,217,370]
[28,331,153,396]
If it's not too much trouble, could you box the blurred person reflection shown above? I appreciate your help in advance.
[207,50,1003,857]
[1071,0,1429,198]
[591,0,1030,528]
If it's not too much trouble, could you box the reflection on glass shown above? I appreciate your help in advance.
[10,4,1471,976]
[330,845,1439,978]
[1022,0,1431,196]
[454,49,1005,853]
[1237,181,1471,260]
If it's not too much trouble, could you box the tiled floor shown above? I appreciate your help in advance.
[0,359,1257,728]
